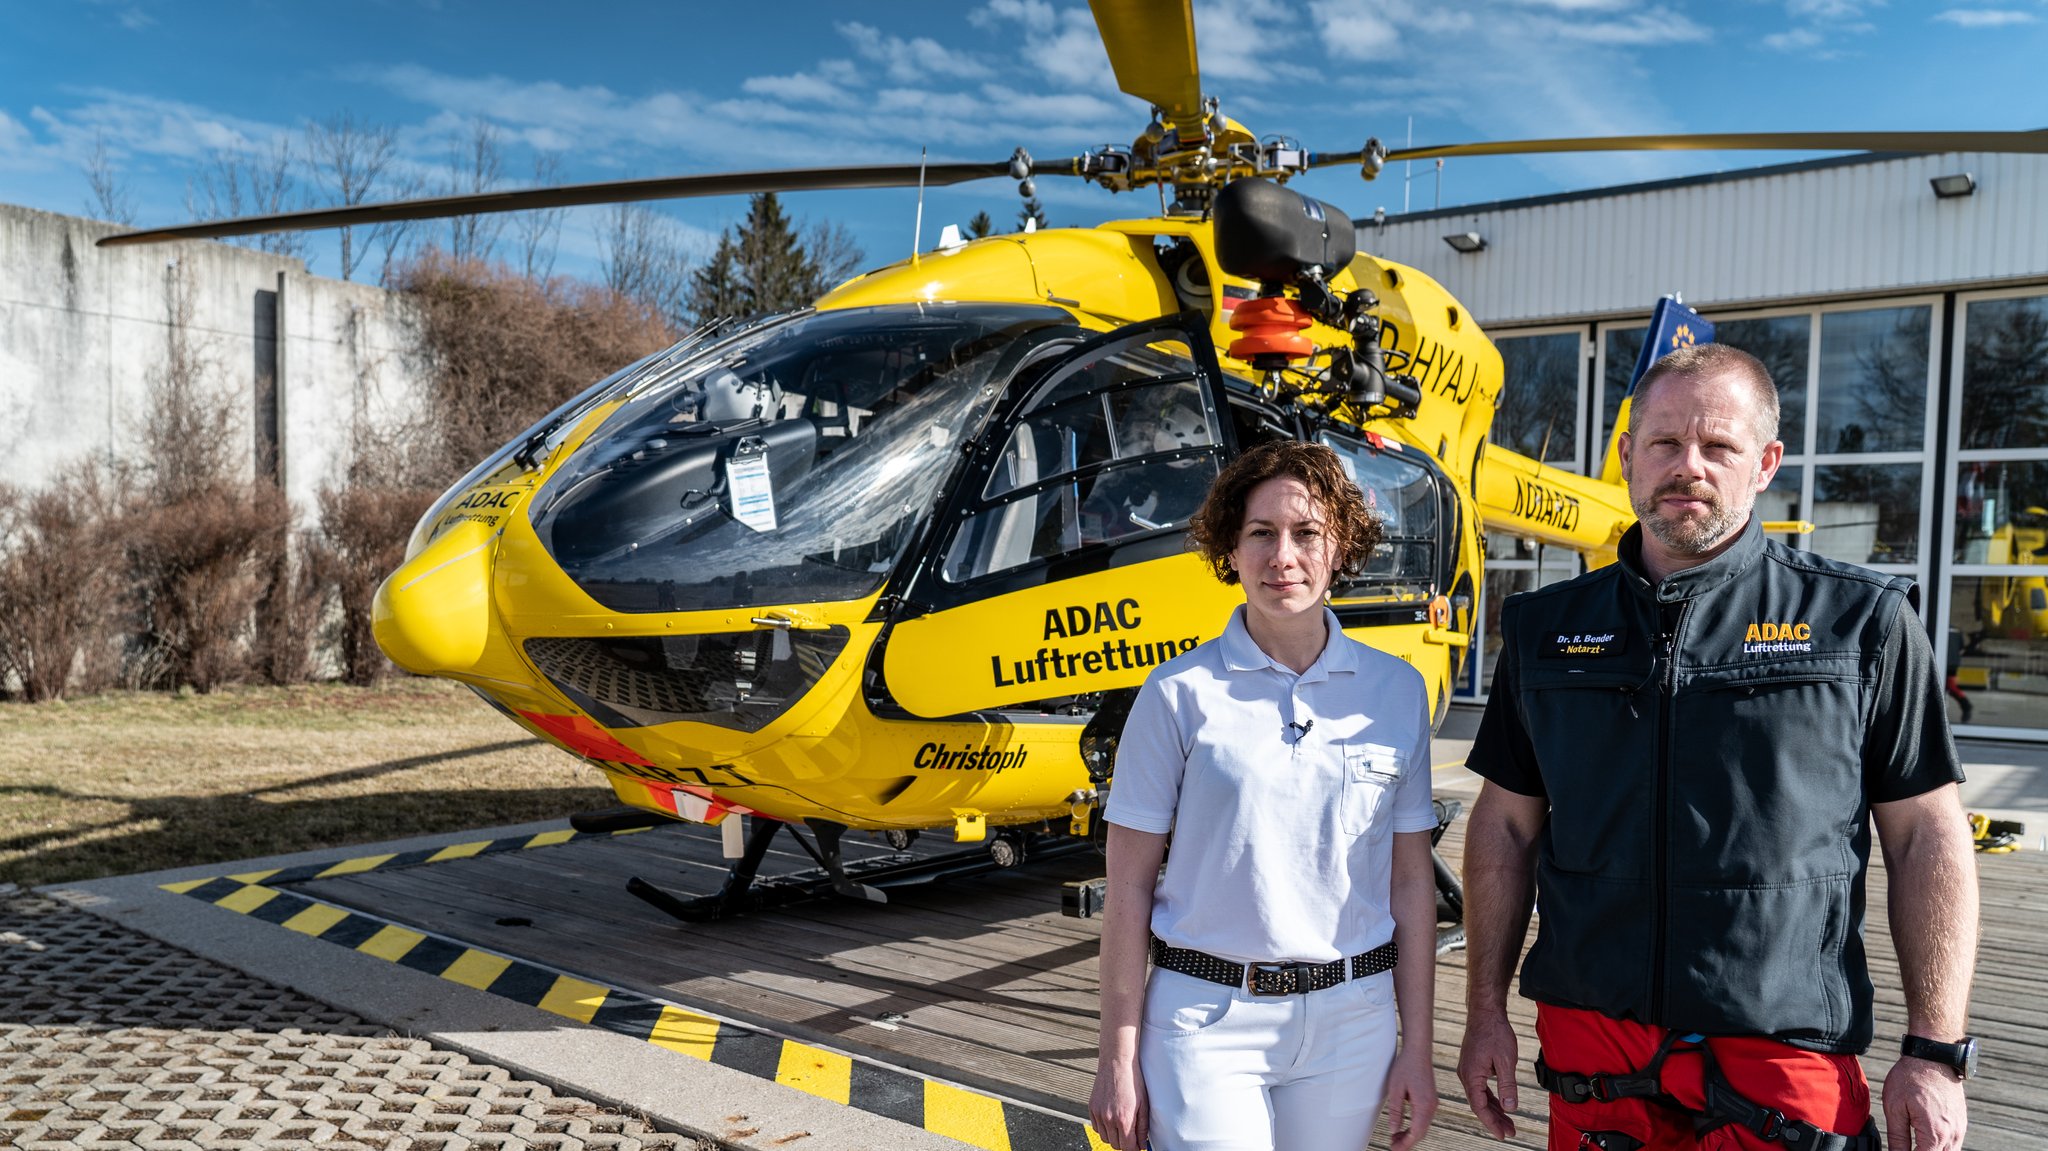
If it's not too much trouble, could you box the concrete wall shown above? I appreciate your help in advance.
[0,203,427,515]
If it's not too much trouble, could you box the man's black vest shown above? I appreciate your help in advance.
[1499,518,1915,1053]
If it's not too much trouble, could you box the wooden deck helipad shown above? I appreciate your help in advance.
[291,780,2046,1150]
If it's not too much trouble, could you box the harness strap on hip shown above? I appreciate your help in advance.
[1697,1048,1880,1151]
[1537,1029,1696,1105]
[1538,1030,1878,1151]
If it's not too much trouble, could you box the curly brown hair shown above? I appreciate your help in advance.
[1187,441,1382,585]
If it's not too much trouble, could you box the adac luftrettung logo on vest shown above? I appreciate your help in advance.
[1744,620,1813,655]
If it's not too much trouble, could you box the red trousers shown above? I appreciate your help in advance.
[1536,1005,1872,1151]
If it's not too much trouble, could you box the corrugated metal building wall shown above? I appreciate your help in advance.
[1351,150,2048,739]
[1358,151,2048,322]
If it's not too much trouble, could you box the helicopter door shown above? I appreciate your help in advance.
[883,315,1244,718]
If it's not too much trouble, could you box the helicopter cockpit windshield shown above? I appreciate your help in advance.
[529,304,1075,613]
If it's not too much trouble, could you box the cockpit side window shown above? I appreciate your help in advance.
[1318,430,1443,603]
[943,338,1223,584]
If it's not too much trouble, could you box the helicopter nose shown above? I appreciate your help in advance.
[374,519,498,675]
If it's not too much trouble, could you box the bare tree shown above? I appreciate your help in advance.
[0,462,128,701]
[371,168,429,287]
[186,138,306,261]
[513,151,568,281]
[125,260,288,692]
[445,117,504,264]
[139,262,240,501]
[805,218,865,295]
[596,202,693,325]
[303,112,397,281]
[82,130,136,226]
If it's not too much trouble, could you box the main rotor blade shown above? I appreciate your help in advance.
[97,161,1023,248]
[1314,129,2048,170]
[1090,0,1202,119]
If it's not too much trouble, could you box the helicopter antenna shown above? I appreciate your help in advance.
[1404,116,1412,213]
[911,147,928,267]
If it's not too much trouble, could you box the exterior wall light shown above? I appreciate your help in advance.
[1443,231,1486,253]
[1930,173,1976,199]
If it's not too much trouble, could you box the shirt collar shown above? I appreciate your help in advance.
[1617,515,1766,602]
[1219,605,1356,680]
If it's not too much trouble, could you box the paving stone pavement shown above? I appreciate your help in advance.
[0,888,715,1150]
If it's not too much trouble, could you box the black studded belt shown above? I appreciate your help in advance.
[1151,937,1399,997]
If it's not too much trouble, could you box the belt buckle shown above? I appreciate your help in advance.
[1247,962,1306,996]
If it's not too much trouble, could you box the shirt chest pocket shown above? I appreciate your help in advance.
[1343,744,1402,837]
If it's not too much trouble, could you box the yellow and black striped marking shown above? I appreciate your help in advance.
[162,828,1105,1151]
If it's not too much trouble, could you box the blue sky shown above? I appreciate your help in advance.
[4,0,2045,284]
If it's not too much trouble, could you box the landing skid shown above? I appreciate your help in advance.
[625,816,1086,923]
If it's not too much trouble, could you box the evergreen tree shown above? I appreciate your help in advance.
[735,192,817,315]
[685,233,744,326]
[1016,197,1047,232]
[966,210,995,239]
[684,194,864,326]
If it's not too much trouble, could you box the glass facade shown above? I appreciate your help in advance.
[1474,290,2048,731]
[1598,326,1644,452]
[1815,307,1930,455]
[1492,331,1582,467]
[1474,533,1581,694]
[1945,290,2048,735]
[1473,297,1948,707]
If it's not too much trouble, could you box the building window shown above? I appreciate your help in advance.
[1816,306,1932,455]
[1491,330,1584,469]
[1715,314,1811,453]
[1812,462,1925,565]
[1596,326,1644,453]
[1944,288,2048,735]
[1956,294,2048,450]
[1465,532,1581,700]
[1762,464,1805,550]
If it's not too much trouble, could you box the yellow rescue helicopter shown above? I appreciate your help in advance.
[100,0,2048,928]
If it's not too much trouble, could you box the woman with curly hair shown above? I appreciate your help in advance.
[1088,440,1440,1151]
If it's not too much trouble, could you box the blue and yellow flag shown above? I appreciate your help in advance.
[1624,297,1715,399]
[1598,297,1716,485]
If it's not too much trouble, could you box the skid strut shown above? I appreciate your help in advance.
[627,816,1085,923]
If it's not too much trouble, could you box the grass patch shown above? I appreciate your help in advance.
[0,678,614,887]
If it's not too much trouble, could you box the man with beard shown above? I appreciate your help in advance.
[1455,344,1978,1151]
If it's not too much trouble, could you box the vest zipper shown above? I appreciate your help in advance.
[1651,599,1688,1025]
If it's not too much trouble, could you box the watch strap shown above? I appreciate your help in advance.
[1900,1034,1975,1078]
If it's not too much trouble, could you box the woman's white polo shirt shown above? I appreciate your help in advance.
[1103,605,1436,964]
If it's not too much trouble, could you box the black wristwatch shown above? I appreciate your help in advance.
[1900,1034,1978,1080]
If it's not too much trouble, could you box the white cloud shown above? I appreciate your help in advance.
[0,109,33,151]
[742,72,852,104]
[1763,26,1826,50]
[1309,0,1401,60]
[837,22,991,83]
[971,0,1115,94]
[971,0,1055,30]
[1933,9,2038,26]
[1761,0,1884,57]
[1503,0,1638,10]
[29,90,286,161]
[1544,8,1711,44]
[1191,0,1298,82]
[1786,0,1875,17]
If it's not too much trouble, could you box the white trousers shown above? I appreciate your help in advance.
[1138,966,1399,1151]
